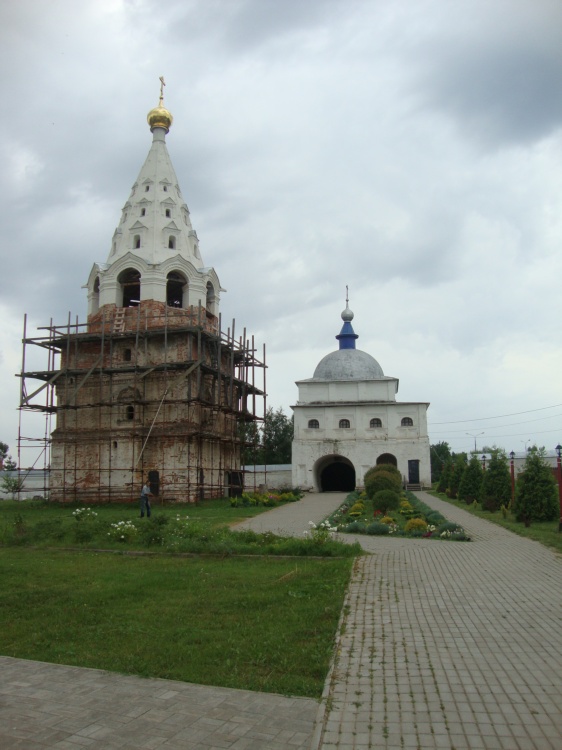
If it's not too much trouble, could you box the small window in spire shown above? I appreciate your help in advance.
[134,235,141,249]
[141,208,146,216]
[165,209,171,218]
[163,186,168,192]
[145,186,150,192]
[168,236,176,249]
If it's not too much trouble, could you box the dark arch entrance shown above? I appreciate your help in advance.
[320,461,356,492]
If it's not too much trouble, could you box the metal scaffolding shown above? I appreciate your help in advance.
[18,304,266,503]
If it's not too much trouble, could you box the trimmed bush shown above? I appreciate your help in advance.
[364,463,402,485]
[365,470,402,498]
[372,489,401,514]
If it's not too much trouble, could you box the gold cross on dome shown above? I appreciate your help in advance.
[159,76,166,105]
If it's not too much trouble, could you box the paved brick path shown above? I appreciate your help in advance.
[312,491,562,750]
[1,491,562,749]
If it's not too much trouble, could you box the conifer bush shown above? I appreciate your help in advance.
[513,448,558,525]
[479,452,511,512]
[458,456,483,503]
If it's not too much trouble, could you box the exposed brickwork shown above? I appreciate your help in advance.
[50,304,259,503]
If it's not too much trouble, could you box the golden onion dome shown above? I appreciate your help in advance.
[147,77,173,132]
[147,103,173,132]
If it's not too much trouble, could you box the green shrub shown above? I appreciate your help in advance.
[437,521,461,534]
[348,502,366,518]
[365,469,402,498]
[138,514,169,546]
[425,511,445,524]
[30,518,67,542]
[372,489,401,514]
[405,518,428,534]
[366,522,390,535]
[343,521,367,533]
[364,464,402,484]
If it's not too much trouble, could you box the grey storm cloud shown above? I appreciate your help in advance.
[1,0,561,457]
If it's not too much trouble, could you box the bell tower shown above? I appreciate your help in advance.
[21,81,265,503]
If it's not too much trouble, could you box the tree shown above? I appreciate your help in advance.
[458,455,483,503]
[448,454,468,499]
[430,442,451,484]
[238,419,262,465]
[238,407,294,466]
[480,452,511,512]
[437,458,452,494]
[0,442,16,471]
[262,407,293,465]
[513,447,558,526]
[1,474,23,500]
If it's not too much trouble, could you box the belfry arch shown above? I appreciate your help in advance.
[314,455,356,492]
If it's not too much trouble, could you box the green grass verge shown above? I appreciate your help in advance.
[0,547,353,697]
[428,489,562,554]
[0,498,360,557]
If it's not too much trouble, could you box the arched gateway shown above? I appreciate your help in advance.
[315,455,356,492]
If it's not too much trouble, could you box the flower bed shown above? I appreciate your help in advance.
[325,490,470,541]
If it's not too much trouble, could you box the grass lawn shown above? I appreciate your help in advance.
[428,489,562,554]
[0,547,353,697]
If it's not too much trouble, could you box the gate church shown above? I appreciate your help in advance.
[291,302,431,491]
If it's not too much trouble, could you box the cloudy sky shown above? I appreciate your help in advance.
[1,0,562,465]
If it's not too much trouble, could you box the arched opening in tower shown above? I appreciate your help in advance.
[167,271,186,308]
[320,460,356,492]
[118,268,141,307]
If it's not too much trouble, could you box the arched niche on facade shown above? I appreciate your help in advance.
[376,452,398,467]
[117,386,142,422]
[314,454,356,492]
[118,268,141,307]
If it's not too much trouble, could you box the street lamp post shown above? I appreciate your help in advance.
[556,443,562,533]
[509,451,515,509]
[466,432,484,452]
